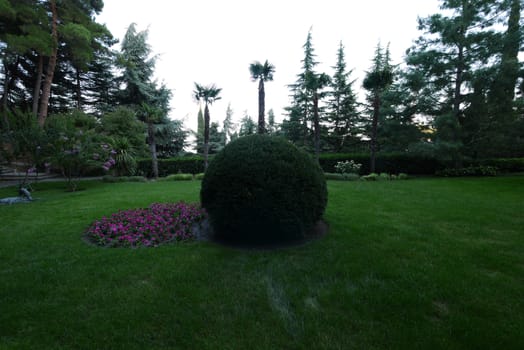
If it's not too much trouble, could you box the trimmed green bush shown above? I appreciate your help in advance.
[102,175,147,183]
[436,166,498,177]
[378,173,391,181]
[160,173,193,181]
[319,153,442,175]
[137,156,204,177]
[477,158,524,173]
[201,135,327,246]
[362,173,379,181]
[195,173,205,180]
[325,173,360,181]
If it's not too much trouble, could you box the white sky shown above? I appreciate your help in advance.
[96,0,441,133]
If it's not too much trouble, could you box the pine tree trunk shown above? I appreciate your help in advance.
[370,92,380,174]
[1,61,9,128]
[453,43,464,125]
[258,79,265,134]
[32,55,44,116]
[148,122,159,178]
[204,103,210,170]
[37,0,58,127]
[492,0,521,108]
[313,92,320,161]
[76,68,82,110]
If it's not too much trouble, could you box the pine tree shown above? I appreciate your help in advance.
[266,109,278,135]
[405,0,497,163]
[326,42,360,152]
[239,112,256,136]
[222,103,236,145]
[285,29,319,147]
[196,105,204,153]
[117,23,172,178]
[363,42,393,173]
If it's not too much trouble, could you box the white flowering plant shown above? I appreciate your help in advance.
[334,160,362,175]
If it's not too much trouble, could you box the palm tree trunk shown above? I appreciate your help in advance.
[32,55,44,116]
[37,0,58,127]
[204,103,210,170]
[258,79,265,133]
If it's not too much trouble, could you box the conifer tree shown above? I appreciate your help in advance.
[285,29,319,146]
[196,105,204,153]
[363,43,393,173]
[326,42,360,152]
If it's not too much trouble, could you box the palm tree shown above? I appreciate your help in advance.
[193,83,222,170]
[249,60,275,133]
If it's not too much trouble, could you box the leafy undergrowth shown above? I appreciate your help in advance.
[85,202,206,247]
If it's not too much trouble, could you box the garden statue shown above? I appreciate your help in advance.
[0,186,33,205]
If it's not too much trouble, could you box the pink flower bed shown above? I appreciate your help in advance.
[86,202,206,247]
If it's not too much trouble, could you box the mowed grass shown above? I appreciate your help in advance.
[0,177,523,349]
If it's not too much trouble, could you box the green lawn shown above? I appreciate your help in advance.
[1,177,523,349]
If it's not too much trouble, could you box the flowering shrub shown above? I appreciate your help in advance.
[334,160,362,174]
[86,202,206,247]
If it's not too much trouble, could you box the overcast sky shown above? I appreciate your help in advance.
[96,0,441,132]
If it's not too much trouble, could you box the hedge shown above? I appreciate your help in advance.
[136,154,524,177]
[318,153,442,175]
[137,157,205,177]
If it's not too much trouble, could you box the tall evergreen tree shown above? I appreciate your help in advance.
[266,109,278,135]
[326,42,360,152]
[0,0,112,125]
[405,0,498,163]
[196,105,204,153]
[208,121,225,154]
[363,42,393,173]
[117,23,172,178]
[238,112,256,136]
[222,103,236,145]
[285,29,319,147]
[305,71,330,160]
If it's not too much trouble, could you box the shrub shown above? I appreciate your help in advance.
[161,173,193,181]
[398,173,409,180]
[319,153,442,175]
[436,166,498,177]
[102,175,147,183]
[362,173,378,181]
[334,160,362,174]
[195,173,205,180]
[137,156,205,177]
[477,158,524,173]
[378,173,390,181]
[325,173,344,181]
[325,173,360,181]
[343,173,361,181]
[201,135,327,246]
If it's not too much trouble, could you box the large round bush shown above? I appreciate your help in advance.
[201,134,327,245]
